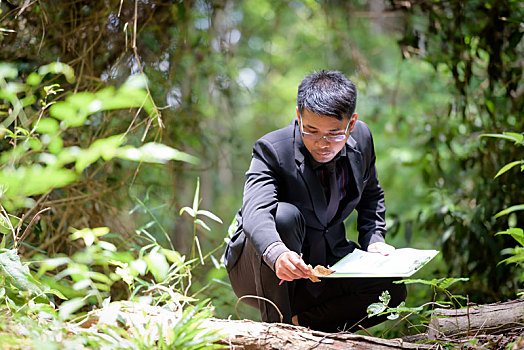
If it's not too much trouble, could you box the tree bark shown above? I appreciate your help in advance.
[427,299,524,340]
[202,318,432,349]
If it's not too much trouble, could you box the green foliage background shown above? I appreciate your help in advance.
[0,0,522,340]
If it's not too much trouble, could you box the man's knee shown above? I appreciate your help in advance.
[275,202,306,249]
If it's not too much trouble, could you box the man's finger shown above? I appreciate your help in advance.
[289,254,310,276]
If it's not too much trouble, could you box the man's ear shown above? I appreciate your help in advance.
[349,113,358,132]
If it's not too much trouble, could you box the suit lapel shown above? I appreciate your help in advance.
[293,122,328,225]
[345,135,363,193]
[338,134,363,221]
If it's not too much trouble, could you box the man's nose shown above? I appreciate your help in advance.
[317,137,331,146]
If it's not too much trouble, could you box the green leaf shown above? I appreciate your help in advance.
[195,235,204,265]
[144,251,169,282]
[58,298,85,320]
[0,64,18,79]
[485,100,495,114]
[195,218,210,231]
[118,142,199,165]
[89,271,113,285]
[0,249,44,296]
[480,132,524,145]
[0,215,18,235]
[48,134,63,154]
[495,160,523,178]
[193,177,200,211]
[37,256,71,278]
[26,72,42,86]
[0,166,77,207]
[160,248,186,265]
[179,207,195,218]
[38,62,75,84]
[397,277,469,289]
[367,302,386,318]
[498,247,524,266]
[28,138,42,151]
[34,118,59,134]
[196,210,223,223]
[210,254,221,269]
[387,302,423,314]
[122,74,148,90]
[496,228,524,246]
[494,204,524,219]
[49,101,86,127]
[387,312,399,320]
[74,135,126,172]
[379,290,391,304]
[504,132,524,144]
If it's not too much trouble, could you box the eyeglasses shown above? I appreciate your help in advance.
[299,116,350,143]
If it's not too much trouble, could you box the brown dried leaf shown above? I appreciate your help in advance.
[308,265,334,283]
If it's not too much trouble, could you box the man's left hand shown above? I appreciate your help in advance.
[367,242,395,256]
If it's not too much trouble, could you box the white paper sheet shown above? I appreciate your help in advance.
[324,248,439,278]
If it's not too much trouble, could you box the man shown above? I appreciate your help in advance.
[224,70,406,332]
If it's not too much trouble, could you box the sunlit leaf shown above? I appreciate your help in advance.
[26,72,42,86]
[195,218,210,231]
[195,236,204,265]
[58,298,85,320]
[196,209,223,223]
[119,142,199,165]
[210,254,221,269]
[73,279,91,290]
[494,204,524,219]
[193,177,200,211]
[38,62,75,84]
[0,64,17,79]
[379,290,391,304]
[397,277,469,289]
[130,259,147,275]
[179,207,195,218]
[367,302,386,318]
[387,312,399,320]
[144,251,169,282]
[480,133,524,145]
[496,227,524,241]
[495,160,523,178]
[37,256,71,278]
[160,248,186,265]
[49,101,86,127]
[122,74,148,90]
[0,166,77,199]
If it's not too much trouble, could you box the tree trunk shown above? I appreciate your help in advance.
[202,318,432,349]
[427,299,524,340]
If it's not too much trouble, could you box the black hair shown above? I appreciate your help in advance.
[296,70,357,120]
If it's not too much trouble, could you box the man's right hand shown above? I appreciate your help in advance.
[275,251,311,282]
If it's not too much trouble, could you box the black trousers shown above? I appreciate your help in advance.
[228,202,407,333]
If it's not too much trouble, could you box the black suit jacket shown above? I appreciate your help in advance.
[225,119,386,271]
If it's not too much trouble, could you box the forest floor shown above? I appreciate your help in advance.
[1,300,523,349]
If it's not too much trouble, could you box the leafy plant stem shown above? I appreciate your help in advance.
[134,196,174,250]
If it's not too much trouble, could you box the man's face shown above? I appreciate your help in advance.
[297,108,358,163]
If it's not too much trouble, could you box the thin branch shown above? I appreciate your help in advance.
[18,207,51,246]
[235,295,283,323]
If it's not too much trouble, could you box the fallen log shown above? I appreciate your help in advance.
[202,318,432,349]
[427,299,524,340]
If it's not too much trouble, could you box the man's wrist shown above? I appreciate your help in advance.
[262,242,290,271]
